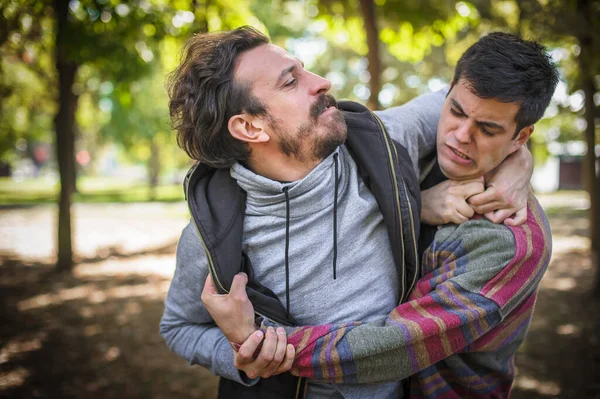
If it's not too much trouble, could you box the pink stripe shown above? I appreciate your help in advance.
[289,324,334,377]
[481,205,547,306]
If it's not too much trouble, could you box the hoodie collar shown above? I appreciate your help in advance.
[230,146,347,217]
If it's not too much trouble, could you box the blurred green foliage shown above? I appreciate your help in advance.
[0,0,598,182]
[0,176,184,205]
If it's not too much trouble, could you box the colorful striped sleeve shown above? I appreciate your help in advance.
[261,196,551,384]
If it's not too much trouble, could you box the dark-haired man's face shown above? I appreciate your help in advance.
[234,44,346,163]
[437,79,532,181]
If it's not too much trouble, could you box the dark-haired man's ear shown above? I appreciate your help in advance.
[228,114,270,144]
[510,125,534,154]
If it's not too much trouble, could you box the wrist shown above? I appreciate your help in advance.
[229,324,259,346]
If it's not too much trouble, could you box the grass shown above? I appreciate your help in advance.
[0,177,185,205]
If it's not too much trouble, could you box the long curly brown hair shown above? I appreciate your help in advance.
[167,26,269,168]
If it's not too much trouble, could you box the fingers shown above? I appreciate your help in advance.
[260,328,288,377]
[467,186,498,208]
[230,272,249,299]
[201,273,218,303]
[237,327,278,379]
[504,206,528,227]
[234,327,294,379]
[235,330,264,370]
[273,344,295,376]
[470,200,504,215]
[484,208,518,224]
[460,179,485,199]
[454,200,475,222]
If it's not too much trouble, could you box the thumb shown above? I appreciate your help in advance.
[230,272,249,297]
[202,272,219,297]
[504,206,527,227]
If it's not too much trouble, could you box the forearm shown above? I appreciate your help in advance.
[261,280,502,384]
[160,307,258,385]
[161,222,258,385]
[375,88,448,175]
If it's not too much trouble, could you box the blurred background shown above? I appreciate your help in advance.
[0,0,598,398]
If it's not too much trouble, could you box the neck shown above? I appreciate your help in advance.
[246,154,322,182]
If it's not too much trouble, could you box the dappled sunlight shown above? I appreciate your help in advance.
[17,281,170,311]
[102,281,170,300]
[543,276,577,291]
[0,368,30,390]
[0,203,188,262]
[83,324,103,337]
[0,332,46,364]
[540,248,593,293]
[74,254,176,278]
[17,284,96,311]
[556,323,580,336]
[103,346,121,362]
[551,236,589,255]
[514,374,562,397]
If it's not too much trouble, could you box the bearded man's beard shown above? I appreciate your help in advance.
[272,94,347,163]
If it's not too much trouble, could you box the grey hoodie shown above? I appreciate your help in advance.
[160,89,447,398]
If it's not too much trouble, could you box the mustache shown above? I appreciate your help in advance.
[309,94,338,119]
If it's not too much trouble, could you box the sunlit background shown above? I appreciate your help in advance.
[0,0,599,398]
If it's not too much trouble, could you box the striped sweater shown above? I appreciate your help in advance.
[262,194,551,398]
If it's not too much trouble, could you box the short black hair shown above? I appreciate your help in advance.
[451,32,559,137]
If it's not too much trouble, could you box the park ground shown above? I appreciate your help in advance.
[0,190,599,398]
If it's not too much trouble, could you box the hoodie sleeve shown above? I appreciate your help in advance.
[160,222,259,386]
[374,88,448,176]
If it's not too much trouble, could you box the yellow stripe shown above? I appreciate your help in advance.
[411,301,454,356]
[485,223,533,298]
[319,328,333,380]
[436,285,480,342]
[474,297,536,351]
[330,326,346,383]
[445,283,491,331]
[295,328,314,353]
[391,311,432,370]
[486,195,552,302]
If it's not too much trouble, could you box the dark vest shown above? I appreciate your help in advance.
[184,101,420,399]
[417,160,449,260]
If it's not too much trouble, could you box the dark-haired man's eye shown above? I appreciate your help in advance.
[284,78,297,87]
[481,128,494,137]
[449,108,463,117]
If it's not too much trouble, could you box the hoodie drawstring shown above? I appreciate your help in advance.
[281,153,340,317]
[282,186,291,318]
[333,153,339,280]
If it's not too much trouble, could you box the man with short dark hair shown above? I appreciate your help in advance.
[161,27,534,398]
[203,32,558,398]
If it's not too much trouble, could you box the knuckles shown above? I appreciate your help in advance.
[237,350,253,362]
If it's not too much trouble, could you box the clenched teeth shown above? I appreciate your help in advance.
[452,147,470,160]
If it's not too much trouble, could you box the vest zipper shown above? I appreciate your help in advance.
[372,113,420,301]
[186,167,283,326]
[185,164,228,294]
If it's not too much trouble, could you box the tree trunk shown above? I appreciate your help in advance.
[582,76,599,251]
[192,0,210,33]
[577,0,600,296]
[358,0,382,110]
[72,122,78,193]
[54,0,79,272]
[148,137,161,201]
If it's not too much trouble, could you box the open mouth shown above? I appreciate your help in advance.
[449,146,471,161]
